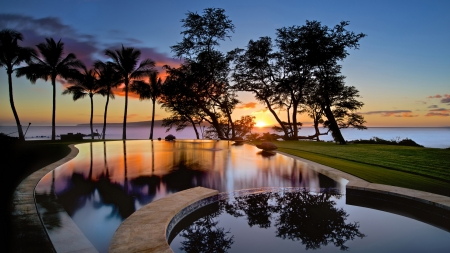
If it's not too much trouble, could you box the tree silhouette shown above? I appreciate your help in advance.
[232,21,366,143]
[225,192,275,228]
[62,67,103,139]
[104,45,154,139]
[16,38,84,140]
[94,61,122,139]
[0,29,35,141]
[273,190,365,250]
[179,210,234,253]
[130,71,161,139]
[167,8,239,139]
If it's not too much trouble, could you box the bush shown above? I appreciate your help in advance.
[353,136,423,147]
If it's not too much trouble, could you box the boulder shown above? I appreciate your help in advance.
[165,134,176,141]
[256,142,277,151]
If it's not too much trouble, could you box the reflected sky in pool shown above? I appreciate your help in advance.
[35,140,343,253]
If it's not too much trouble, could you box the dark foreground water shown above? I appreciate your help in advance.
[170,190,450,253]
[35,140,343,253]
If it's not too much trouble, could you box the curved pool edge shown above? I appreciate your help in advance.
[109,149,450,253]
[12,143,99,253]
[274,150,450,211]
[109,187,218,253]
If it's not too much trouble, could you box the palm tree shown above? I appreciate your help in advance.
[62,67,102,139]
[105,45,155,139]
[0,29,35,141]
[16,38,84,140]
[130,71,161,139]
[94,61,122,139]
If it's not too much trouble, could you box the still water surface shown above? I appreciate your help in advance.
[170,190,450,253]
[35,140,342,253]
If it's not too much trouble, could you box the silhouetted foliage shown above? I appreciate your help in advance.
[104,45,155,139]
[16,38,84,140]
[166,8,239,139]
[353,136,423,147]
[273,190,365,250]
[232,21,366,143]
[94,61,122,139]
[130,71,162,139]
[179,211,234,253]
[0,29,36,141]
[175,190,365,252]
[63,66,103,139]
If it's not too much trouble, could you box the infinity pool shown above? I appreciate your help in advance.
[169,189,450,252]
[35,140,343,252]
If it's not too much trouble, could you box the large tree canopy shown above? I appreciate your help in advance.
[164,8,239,140]
[232,20,366,143]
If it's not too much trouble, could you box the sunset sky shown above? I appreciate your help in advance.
[1,0,449,127]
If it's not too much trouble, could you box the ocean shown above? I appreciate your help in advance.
[0,125,449,149]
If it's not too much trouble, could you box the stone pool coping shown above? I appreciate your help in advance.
[10,141,450,252]
[12,144,99,253]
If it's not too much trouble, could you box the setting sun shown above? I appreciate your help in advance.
[255,121,267,128]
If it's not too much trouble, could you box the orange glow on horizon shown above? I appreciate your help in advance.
[255,121,267,128]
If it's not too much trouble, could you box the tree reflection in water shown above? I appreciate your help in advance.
[273,190,365,250]
[176,189,364,252]
[179,209,234,253]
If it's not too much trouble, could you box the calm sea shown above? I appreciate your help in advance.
[0,125,449,148]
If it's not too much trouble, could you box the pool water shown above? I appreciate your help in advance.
[35,140,343,253]
[169,189,450,253]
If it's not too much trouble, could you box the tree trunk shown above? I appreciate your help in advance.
[292,100,299,139]
[51,75,56,141]
[102,89,110,140]
[123,79,128,140]
[150,98,156,139]
[188,118,200,139]
[224,108,235,139]
[323,105,346,144]
[263,97,290,138]
[8,69,25,141]
[90,94,94,140]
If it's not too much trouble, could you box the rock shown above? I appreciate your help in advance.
[165,134,176,141]
[256,142,277,151]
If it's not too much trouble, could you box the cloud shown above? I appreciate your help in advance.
[428,105,438,108]
[252,108,269,114]
[428,94,450,104]
[441,96,450,104]
[0,13,181,99]
[415,100,427,105]
[0,14,98,66]
[236,102,257,109]
[358,110,418,117]
[425,108,450,117]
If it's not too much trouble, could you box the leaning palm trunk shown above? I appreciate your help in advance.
[51,75,57,140]
[8,71,25,141]
[102,89,111,140]
[150,99,156,139]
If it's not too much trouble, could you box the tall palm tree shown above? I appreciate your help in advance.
[94,60,122,140]
[130,71,161,139]
[62,67,102,139]
[105,45,155,139]
[16,38,84,140]
[0,29,35,141]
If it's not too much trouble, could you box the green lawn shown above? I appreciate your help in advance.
[257,141,450,197]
